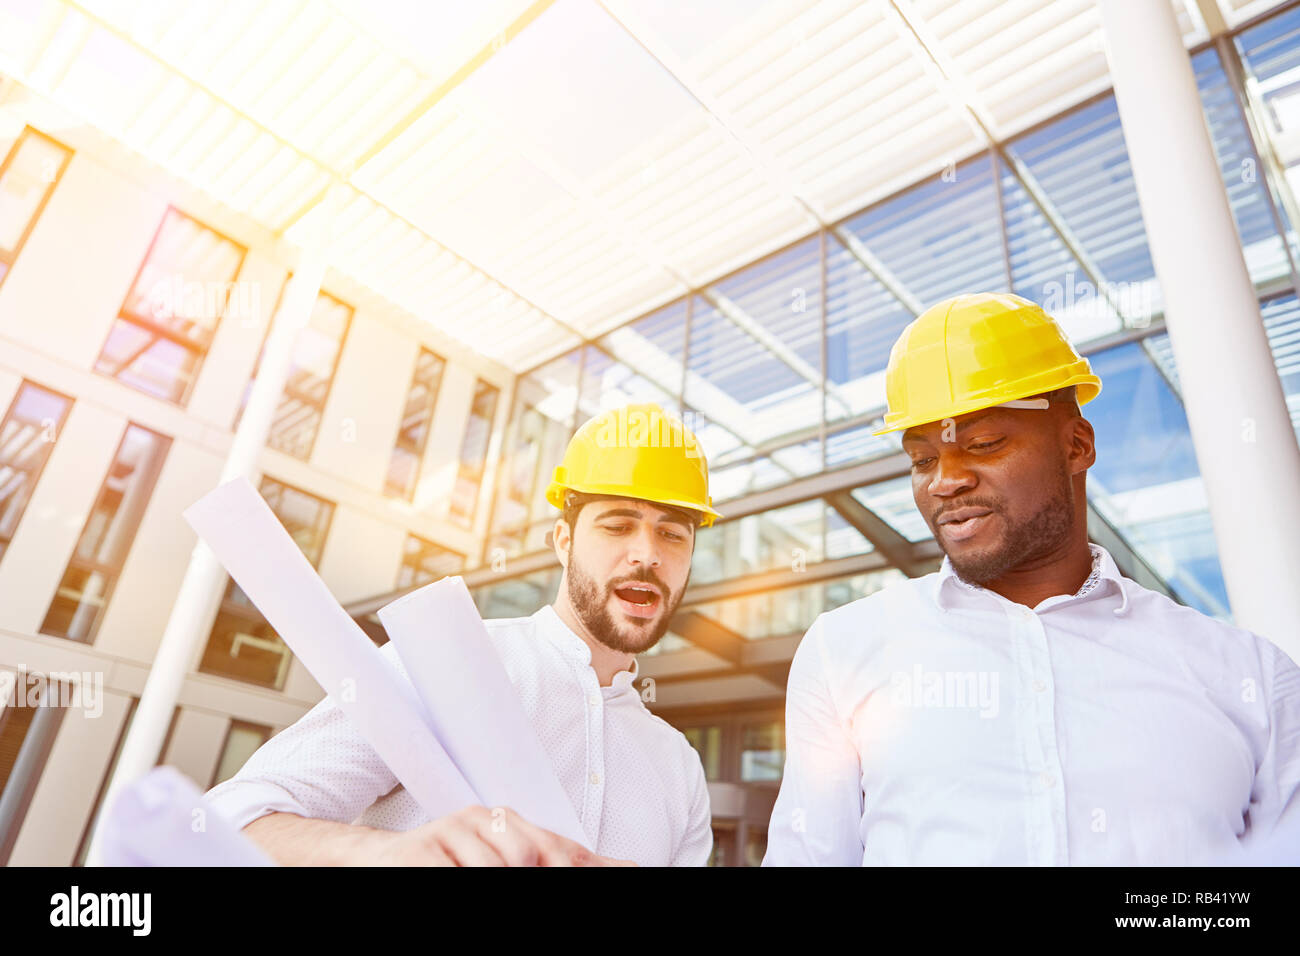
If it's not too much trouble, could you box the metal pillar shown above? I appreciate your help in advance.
[84,251,329,864]
[0,683,68,863]
[1098,0,1300,655]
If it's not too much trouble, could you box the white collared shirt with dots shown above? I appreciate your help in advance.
[206,605,712,866]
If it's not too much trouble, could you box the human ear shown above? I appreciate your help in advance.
[552,518,572,568]
[1065,416,1096,476]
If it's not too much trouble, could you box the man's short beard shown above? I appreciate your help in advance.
[566,553,681,655]
[946,465,1075,586]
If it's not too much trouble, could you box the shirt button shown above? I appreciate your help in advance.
[1041,772,1056,788]
[1032,679,1047,693]
[589,772,601,786]
[588,694,600,708]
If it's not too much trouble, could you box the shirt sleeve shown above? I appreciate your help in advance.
[671,752,713,867]
[763,614,864,866]
[1242,637,1300,857]
[204,648,403,832]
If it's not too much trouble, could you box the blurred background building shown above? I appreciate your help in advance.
[0,0,1298,866]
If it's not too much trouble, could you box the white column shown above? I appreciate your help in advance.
[1098,0,1300,655]
[84,252,328,865]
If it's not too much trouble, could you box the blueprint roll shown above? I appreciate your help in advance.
[378,577,589,847]
[184,478,478,822]
[100,766,275,867]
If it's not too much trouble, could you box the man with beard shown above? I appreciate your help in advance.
[764,293,1299,866]
[206,403,717,866]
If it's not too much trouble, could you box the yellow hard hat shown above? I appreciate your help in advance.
[873,292,1102,435]
[546,403,721,527]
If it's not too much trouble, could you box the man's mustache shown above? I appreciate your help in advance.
[605,567,671,602]
[930,496,1002,526]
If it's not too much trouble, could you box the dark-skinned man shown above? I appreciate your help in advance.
[764,292,1300,865]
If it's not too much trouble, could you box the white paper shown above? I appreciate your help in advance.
[379,578,589,846]
[184,478,477,820]
[100,766,277,867]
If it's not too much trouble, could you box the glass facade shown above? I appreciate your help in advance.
[480,13,1300,651]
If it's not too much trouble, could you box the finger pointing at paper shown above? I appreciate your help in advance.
[369,807,635,867]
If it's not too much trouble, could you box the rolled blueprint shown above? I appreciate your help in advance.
[100,766,276,866]
[379,578,588,846]
[184,478,478,820]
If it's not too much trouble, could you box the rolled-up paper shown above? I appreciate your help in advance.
[101,766,276,866]
[379,578,588,846]
[184,478,477,820]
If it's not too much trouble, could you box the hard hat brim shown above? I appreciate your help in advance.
[546,479,720,527]
[871,375,1102,436]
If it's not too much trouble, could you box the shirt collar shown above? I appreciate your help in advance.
[534,605,640,690]
[932,543,1131,615]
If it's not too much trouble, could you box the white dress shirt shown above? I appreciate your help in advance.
[206,605,713,866]
[764,544,1300,866]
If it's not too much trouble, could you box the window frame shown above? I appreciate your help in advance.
[449,378,500,527]
[198,475,335,689]
[264,290,354,462]
[384,346,447,501]
[0,379,75,562]
[209,718,273,789]
[0,126,73,289]
[38,422,172,644]
[94,206,248,407]
[395,531,465,590]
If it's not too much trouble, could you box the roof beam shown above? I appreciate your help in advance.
[669,611,744,665]
[1189,0,1230,38]
[883,0,1128,322]
[344,0,557,176]
[825,489,933,578]
[46,0,584,357]
[594,0,826,224]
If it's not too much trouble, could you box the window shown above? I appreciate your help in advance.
[708,822,734,868]
[0,381,74,563]
[41,424,171,643]
[448,380,499,526]
[0,127,72,288]
[683,725,722,781]
[0,674,69,864]
[471,567,560,620]
[740,720,784,783]
[210,720,272,787]
[385,348,446,500]
[396,533,464,590]
[743,827,767,867]
[253,292,353,460]
[95,208,245,405]
[74,696,137,866]
[488,353,582,558]
[0,672,37,792]
[199,478,333,688]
